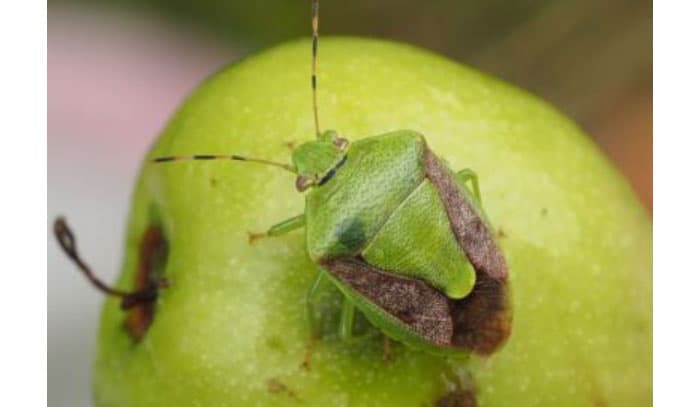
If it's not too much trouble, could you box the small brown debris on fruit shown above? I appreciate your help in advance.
[436,389,477,407]
[267,378,301,401]
[248,231,266,244]
[300,336,318,371]
[383,336,395,363]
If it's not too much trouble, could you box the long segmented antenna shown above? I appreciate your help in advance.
[151,154,296,173]
[150,2,324,165]
[311,0,321,138]
[53,217,168,310]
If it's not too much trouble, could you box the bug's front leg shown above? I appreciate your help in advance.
[248,214,305,243]
[337,297,381,344]
[456,168,482,204]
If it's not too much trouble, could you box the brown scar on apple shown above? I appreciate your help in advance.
[125,225,169,341]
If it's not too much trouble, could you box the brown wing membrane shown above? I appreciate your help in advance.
[322,257,454,346]
[450,271,511,355]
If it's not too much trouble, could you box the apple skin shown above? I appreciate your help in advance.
[94,38,651,406]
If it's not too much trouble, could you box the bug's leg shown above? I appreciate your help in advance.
[456,168,482,204]
[248,214,305,243]
[337,299,384,345]
[301,270,326,370]
[339,297,357,341]
[306,270,326,337]
[383,336,395,363]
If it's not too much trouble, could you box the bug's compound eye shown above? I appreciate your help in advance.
[320,129,338,142]
[295,176,315,192]
[334,136,349,150]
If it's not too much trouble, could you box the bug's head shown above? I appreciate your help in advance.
[292,130,349,191]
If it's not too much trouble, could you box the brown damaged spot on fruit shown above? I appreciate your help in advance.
[125,225,169,341]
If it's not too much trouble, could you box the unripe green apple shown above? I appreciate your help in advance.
[94,38,651,406]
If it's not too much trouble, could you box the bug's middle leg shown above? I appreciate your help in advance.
[337,297,382,343]
[306,270,327,338]
[248,214,305,243]
[339,297,357,341]
[301,270,327,370]
[456,168,482,203]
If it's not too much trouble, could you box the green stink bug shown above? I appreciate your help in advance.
[54,0,510,356]
[150,0,511,357]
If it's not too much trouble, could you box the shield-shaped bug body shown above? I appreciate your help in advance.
[54,0,511,356]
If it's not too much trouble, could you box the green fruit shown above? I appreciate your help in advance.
[94,38,651,406]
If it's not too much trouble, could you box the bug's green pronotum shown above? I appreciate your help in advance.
[54,0,511,356]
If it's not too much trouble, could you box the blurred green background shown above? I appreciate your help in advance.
[48,2,651,405]
[51,0,652,208]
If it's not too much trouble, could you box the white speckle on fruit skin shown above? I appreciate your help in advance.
[569,300,582,313]
[426,86,462,111]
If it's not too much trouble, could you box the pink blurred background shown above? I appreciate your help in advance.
[48,6,235,406]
